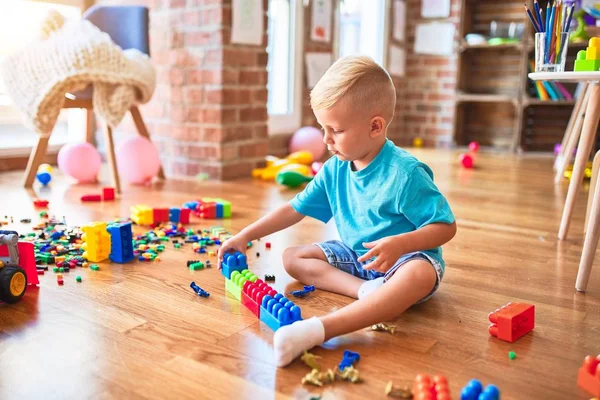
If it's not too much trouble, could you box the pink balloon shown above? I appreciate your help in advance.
[57,143,102,183]
[116,136,160,184]
[289,126,327,161]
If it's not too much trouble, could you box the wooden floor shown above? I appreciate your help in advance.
[0,149,599,400]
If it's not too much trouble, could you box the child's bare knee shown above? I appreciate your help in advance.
[282,247,300,276]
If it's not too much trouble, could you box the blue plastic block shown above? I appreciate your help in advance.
[216,203,223,218]
[259,293,302,331]
[183,201,199,210]
[339,350,360,370]
[190,281,210,297]
[478,385,500,400]
[221,251,248,279]
[107,222,134,263]
[462,379,499,400]
[169,208,181,223]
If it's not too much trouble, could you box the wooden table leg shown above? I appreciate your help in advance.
[23,136,49,187]
[576,163,600,291]
[103,123,121,194]
[559,82,600,240]
[555,84,591,183]
[585,150,600,233]
[556,83,588,171]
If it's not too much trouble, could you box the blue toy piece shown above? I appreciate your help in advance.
[216,203,223,218]
[107,222,135,263]
[338,350,360,370]
[190,281,210,297]
[259,293,302,331]
[461,379,499,400]
[290,285,316,298]
[183,201,199,210]
[36,172,52,186]
[221,251,248,279]
[169,207,181,223]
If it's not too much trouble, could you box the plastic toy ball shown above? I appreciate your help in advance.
[36,171,52,186]
[468,141,480,152]
[413,137,423,148]
[459,153,474,169]
[38,163,53,173]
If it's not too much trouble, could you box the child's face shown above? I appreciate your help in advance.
[314,101,384,163]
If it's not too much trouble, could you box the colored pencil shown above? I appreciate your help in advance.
[525,5,541,33]
[534,0,544,31]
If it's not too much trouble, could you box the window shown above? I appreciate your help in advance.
[266,0,303,135]
[337,0,388,66]
[0,1,84,155]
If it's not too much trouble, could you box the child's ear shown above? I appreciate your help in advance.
[370,117,385,138]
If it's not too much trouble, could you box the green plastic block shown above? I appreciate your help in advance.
[189,262,204,270]
[59,267,64,272]
[76,276,82,282]
[53,267,59,273]
[574,58,600,71]
[508,351,516,360]
[225,277,242,300]
[157,245,165,251]
[174,243,182,249]
[90,264,100,271]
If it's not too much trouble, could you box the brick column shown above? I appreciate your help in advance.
[99,0,269,179]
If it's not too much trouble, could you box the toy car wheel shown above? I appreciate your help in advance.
[0,266,28,304]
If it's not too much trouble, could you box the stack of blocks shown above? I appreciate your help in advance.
[221,251,302,330]
[131,205,191,226]
[81,222,110,262]
[107,222,134,263]
[574,37,600,71]
[183,198,231,219]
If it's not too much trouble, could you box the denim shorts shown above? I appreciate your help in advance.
[314,240,444,303]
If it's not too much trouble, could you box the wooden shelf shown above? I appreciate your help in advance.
[523,98,576,106]
[460,42,523,52]
[456,93,518,104]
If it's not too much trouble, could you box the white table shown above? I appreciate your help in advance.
[529,71,600,291]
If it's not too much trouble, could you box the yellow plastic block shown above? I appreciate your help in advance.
[130,204,153,225]
[586,46,600,60]
[81,222,110,262]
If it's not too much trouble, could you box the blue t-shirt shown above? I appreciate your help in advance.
[290,139,455,269]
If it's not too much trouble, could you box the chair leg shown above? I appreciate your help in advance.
[103,123,121,194]
[558,83,600,240]
[556,84,591,183]
[576,164,600,291]
[23,136,50,187]
[86,109,96,145]
[556,83,588,171]
[585,151,600,234]
[130,106,166,180]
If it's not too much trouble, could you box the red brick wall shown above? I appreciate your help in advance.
[98,0,269,179]
[402,0,460,148]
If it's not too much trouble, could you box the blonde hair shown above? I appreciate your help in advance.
[310,55,396,124]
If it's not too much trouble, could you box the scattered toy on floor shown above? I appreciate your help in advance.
[190,281,210,297]
[414,374,451,400]
[370,322,396,335]
[461,379,500,400]
[488,302,534,343]
[290,285,315,298]
[508,351,516,360]
[302,368,336,386]
[301,351,322,370]
[577,354,600,398]
[385,381,413,398]
[266,242,271,249]
[339,350,360,371]
[264,274,275,282]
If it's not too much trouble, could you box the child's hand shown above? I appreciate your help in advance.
[357,237,404,273]
[217,233,249,269]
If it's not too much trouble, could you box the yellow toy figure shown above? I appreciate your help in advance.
[252,151,314,181]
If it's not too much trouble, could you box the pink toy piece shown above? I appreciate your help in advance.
[289,126,327,161]
[460,153,474,169]
[57,143,102,183]
[116,136,161,185]
[311,161,323,175]
[468,141,480,152]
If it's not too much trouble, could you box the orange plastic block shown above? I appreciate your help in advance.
[488,302,534,343]
[413,374,452,400]
[578,355,600,397]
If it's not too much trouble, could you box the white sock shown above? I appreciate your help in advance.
[273,316,325,367]
[358,277,385,299]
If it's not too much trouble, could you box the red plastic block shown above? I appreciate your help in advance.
[33,199,49,208]
[179,208,191,224]
[198,201,216,219]
[266,242,271,249]
[241,279,277,318]
[102,187,115,201]
[81,194,102,202]
[152,208,170,223]
[413,374,451,400]
[488,302,535,343]
[578,355,600,397]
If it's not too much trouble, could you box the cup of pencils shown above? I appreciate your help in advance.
[526,1,574,72]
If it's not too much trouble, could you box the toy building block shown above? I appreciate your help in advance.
[152,208,170,224]
[102,187,115,201]
[81,222,110,262]
[107,222,134,263]
[575,39,600,71]
[241,279,277,318]
[225,269,258,301]
[413,374,451,400]
[260,293,302,331]
[339,350,360,371]
[291,285,315,298]
[179,208,191,224]
[221,251,248,279]
[488,302,534,343]
[33,199,49,208]
[577,354,600,397]
[81,194,102,202]
[264,274,275,282]
[169,207,181,223]
[190,281,210,298]
[460,379,500,400]
[131,204,153,225]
